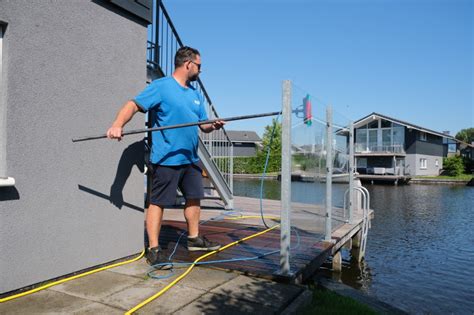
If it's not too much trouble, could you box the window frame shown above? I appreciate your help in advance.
[448,143,457,153]
[420,132,427,141]
[420,158,427,169]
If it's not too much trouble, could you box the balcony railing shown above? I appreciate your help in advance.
[355,144,405,154]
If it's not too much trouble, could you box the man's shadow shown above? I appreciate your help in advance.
[109,139,146,210]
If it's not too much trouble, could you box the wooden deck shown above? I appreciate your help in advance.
[158,196,372,283]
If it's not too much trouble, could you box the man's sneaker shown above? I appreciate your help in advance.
[145,246,172,269]
[187,235,221,251]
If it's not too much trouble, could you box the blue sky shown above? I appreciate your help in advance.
[162,0,472,137]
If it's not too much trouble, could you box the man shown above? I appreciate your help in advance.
[107,46,225,266]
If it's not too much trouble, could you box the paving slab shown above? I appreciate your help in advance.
[1,263,308,314]
[176,267,239,291]
[0,289,122,315]
[49,270,142,301]
[100,280,169,311]
[108,257,151,278]
[210,275,303,311]
[174,292,276,315]
[136,285,206,314]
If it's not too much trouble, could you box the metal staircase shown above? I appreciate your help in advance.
[145,0,233,209]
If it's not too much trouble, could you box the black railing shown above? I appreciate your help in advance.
[147,0,234,193]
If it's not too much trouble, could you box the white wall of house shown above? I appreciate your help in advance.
[406,153,443,176]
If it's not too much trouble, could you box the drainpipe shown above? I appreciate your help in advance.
[0,25,14,187]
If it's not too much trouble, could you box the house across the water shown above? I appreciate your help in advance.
[205,130,262,157]
[353,112,463,183]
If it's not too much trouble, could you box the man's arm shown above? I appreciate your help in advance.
[199,120,226,133]
[106,100,141,140]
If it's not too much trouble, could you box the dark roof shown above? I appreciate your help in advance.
[227,130,262,143]
[354,112,457,140]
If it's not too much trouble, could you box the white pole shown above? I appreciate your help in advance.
[280,80,292,275]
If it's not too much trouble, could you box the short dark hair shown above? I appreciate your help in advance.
[174,46,200,68]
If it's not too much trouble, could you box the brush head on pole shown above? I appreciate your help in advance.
[304,94,312,126]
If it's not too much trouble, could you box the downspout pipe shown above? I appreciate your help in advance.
[0,25,14,187]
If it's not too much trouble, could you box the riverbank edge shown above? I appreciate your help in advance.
[410,178,471,185]
[233,173,278,180]
[234,173,474,186]
[316,277,408,315]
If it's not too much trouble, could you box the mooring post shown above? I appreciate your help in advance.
[325,105,333,241]
[280,80,292,276]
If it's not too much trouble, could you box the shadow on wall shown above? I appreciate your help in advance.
[78,140,145,212]
[0,186,20,201]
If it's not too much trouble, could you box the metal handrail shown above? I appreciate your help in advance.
[152,1,232,143]
[148,0,234,198]
[343,186,368,221]
[355,186,370,255]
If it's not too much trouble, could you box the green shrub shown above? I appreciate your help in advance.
[462,156,474,174]
[215,152,282,174]
[443,156,465,176]
[232,156,260,174]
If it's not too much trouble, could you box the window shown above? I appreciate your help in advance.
[435,160,439,167]
[358,158,367,168]
[368,129,377,150]
[420,158,427,169]
[355,128,367,151]
[368,120,378,129]
[420,132,427,141]
[448,143,456,153]
[382,129,391,147]
[392,125,405,147]
[381,119,392,128]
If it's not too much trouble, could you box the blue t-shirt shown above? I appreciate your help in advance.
[133,77,208,165]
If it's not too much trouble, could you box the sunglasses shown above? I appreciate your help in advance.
[189,60,201,71]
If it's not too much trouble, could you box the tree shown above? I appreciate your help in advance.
[257,119,282,173]
[455,128,474,144]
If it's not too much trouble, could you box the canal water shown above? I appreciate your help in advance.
[233,178,474,314]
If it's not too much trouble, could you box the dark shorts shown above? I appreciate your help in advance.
[149,164,204,207]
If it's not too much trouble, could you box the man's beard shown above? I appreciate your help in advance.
[189,73,199,82]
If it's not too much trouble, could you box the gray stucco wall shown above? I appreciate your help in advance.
[0,1,148,293]
[405,153,443,176]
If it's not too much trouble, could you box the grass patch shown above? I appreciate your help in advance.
[301,287,378,315]
[414,174,473,180]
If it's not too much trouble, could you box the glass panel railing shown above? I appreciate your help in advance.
[279,82,354,275]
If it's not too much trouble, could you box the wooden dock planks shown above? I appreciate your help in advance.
[157,196,369,283]
[157,220,332,283]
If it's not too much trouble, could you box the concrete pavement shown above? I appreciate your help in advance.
[0,257,310,314]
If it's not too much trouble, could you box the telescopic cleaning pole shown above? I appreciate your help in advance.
[72,111,281,143]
